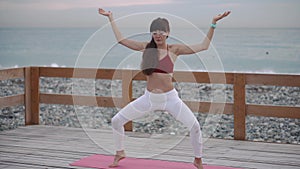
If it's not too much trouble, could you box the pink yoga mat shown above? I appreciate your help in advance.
[70,154,241,169]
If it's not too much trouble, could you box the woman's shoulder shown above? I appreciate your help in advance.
[168,44,178,51]
[168,44,180,56]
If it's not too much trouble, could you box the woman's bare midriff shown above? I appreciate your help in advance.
[146,73,174,93]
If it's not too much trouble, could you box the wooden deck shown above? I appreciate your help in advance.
[0,126,299,169]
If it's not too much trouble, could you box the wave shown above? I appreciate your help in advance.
[0,64,19,69]
[0,63,67,70]
[41,63,66,68]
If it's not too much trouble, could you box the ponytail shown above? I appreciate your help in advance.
[141,38,158,75]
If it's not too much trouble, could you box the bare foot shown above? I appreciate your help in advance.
[109,150,126,168]
[193,158,204,169]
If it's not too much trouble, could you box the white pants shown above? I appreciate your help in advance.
[111,88,203,158]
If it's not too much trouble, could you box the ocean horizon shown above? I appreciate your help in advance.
[0,27,299,75]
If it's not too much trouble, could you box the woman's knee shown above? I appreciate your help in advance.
[191,121,201,133]
[111,114,126,129]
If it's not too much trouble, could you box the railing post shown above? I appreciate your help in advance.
[234,73,246,140]
[25,67,40,125]
[122,69,133,131]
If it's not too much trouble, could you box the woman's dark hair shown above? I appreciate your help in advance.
[141,18,170,75]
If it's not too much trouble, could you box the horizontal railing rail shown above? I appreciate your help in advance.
[0,68,25,108]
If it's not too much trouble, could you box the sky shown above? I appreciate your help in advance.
[0,0,300,28]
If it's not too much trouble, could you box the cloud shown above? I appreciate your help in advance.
[0,0,177,10]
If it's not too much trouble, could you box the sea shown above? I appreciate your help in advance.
[0,27,299,74]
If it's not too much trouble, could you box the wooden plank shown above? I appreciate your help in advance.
[39,67,300,87]
[122,70,133,131]
[40,67,75,78]
[38,69,237,83]
[0,68,24,81]
[246,73,300,87]
[73,68,121,79]
[24,67,40,125]
[247,104,300,118]
[233,73,246,140]
[184,101,233,114]
[40,93,123,108]
[132,70,146,81]
[0,126,300,169]
[122,69,133,104]
[0,94,24,108]
[31,67,40,125]
[173,71,234,84]
[39,67,122,79]
[108,69,123,80]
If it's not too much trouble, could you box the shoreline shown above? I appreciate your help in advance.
[0,78,299,144]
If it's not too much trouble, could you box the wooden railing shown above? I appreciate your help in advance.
[1,67,300,140]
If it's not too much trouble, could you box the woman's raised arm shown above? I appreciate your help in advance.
[174,11,231,55]
[98,8,147,51]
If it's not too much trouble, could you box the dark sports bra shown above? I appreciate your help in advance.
[153,46,174,74]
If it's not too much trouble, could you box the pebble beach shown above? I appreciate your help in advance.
[0,77,299,144]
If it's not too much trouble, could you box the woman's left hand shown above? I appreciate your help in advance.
[213,11,231,23]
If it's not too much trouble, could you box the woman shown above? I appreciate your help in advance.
[98,8,230,169]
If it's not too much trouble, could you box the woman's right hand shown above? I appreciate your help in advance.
[98,8,112,17]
